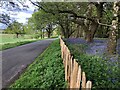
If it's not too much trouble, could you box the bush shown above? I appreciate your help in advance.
[10,40,67,89]
[33,34,40,39]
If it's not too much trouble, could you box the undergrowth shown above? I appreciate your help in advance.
[67,43,120,88]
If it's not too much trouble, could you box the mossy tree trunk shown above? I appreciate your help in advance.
[84,3,99,43]
[107,2,119,54]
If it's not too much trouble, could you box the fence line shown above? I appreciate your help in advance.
[60,37,92,89]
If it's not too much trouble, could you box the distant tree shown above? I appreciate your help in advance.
[5,21,24,38]
[29,10,57,38]
[24,21,36,35]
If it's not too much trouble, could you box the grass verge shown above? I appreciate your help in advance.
[9,40,67,89]
[0,39,41,51]
[67,43,120,88]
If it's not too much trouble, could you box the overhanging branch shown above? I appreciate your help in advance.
[58,10,94,22]
[97,19,112,27]
[29,0,55,15]
[29,1,112,27]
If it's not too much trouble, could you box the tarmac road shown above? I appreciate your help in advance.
[1,38,56,88]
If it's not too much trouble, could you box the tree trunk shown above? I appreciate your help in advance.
[89,22,98,42]
[64,29,69,38]
[83,3,103,42]
[85,31,92,42]
[107,2,119,54]
[84,3,98,42]
[47,32,51,38]
[60,24,70,38]
[60,25,66,38]
[84,23,98,42]
[16,33,19,38]
[43,31,44,38]
[76,25,83,38]
[41,34,42,39]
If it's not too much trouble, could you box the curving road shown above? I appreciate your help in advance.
[1,38,56,88]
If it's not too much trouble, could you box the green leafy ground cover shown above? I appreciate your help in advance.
[10,40,67,89]
[67,44,120,88]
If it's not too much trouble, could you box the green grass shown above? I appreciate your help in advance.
[0,34,36,44]
[0,40,40,51]
[0,34,43,51]
[67,44,120,88]
[10,40,67,89]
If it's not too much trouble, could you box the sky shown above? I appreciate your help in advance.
[0,0,36,29]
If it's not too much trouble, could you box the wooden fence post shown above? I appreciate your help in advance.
[76,65,81,88]
[67,53,71,87]
[65,46,68,81]
[70,59,78,88]
[86,81,92,90]
[82,72,86,90]
[63,44,65,66]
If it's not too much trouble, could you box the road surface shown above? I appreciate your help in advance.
[1,38,56,88]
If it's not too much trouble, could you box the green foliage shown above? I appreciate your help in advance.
[67,44,88,56]
[10,40,67,89]
[29,9,56,38]
[67,44,120,88]
[23,22,36,34]
[32,34,40,39]
[5,21,24,34]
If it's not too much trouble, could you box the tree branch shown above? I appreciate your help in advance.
[58,10,94,22]
[29,0,55,15]
[29,1,95,22]
[29,1,112,28]
[29,0,41,8]
[97,19,112,27]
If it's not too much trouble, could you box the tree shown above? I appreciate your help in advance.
[5,21,24,38]
[29,9,57,38]
[107,2,120,54]
[30,2,106,41]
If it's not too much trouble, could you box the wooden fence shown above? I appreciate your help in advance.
[60,37,92,89]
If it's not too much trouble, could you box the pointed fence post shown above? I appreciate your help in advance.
[76,65,81,88]
[86,81,92,90]
[82,72,86,90]
[70,59,78,88]
[65,46,68,81]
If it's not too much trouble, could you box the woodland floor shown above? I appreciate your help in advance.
[65,38,120,63]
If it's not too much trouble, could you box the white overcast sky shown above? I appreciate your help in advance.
[0,0,36,29]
